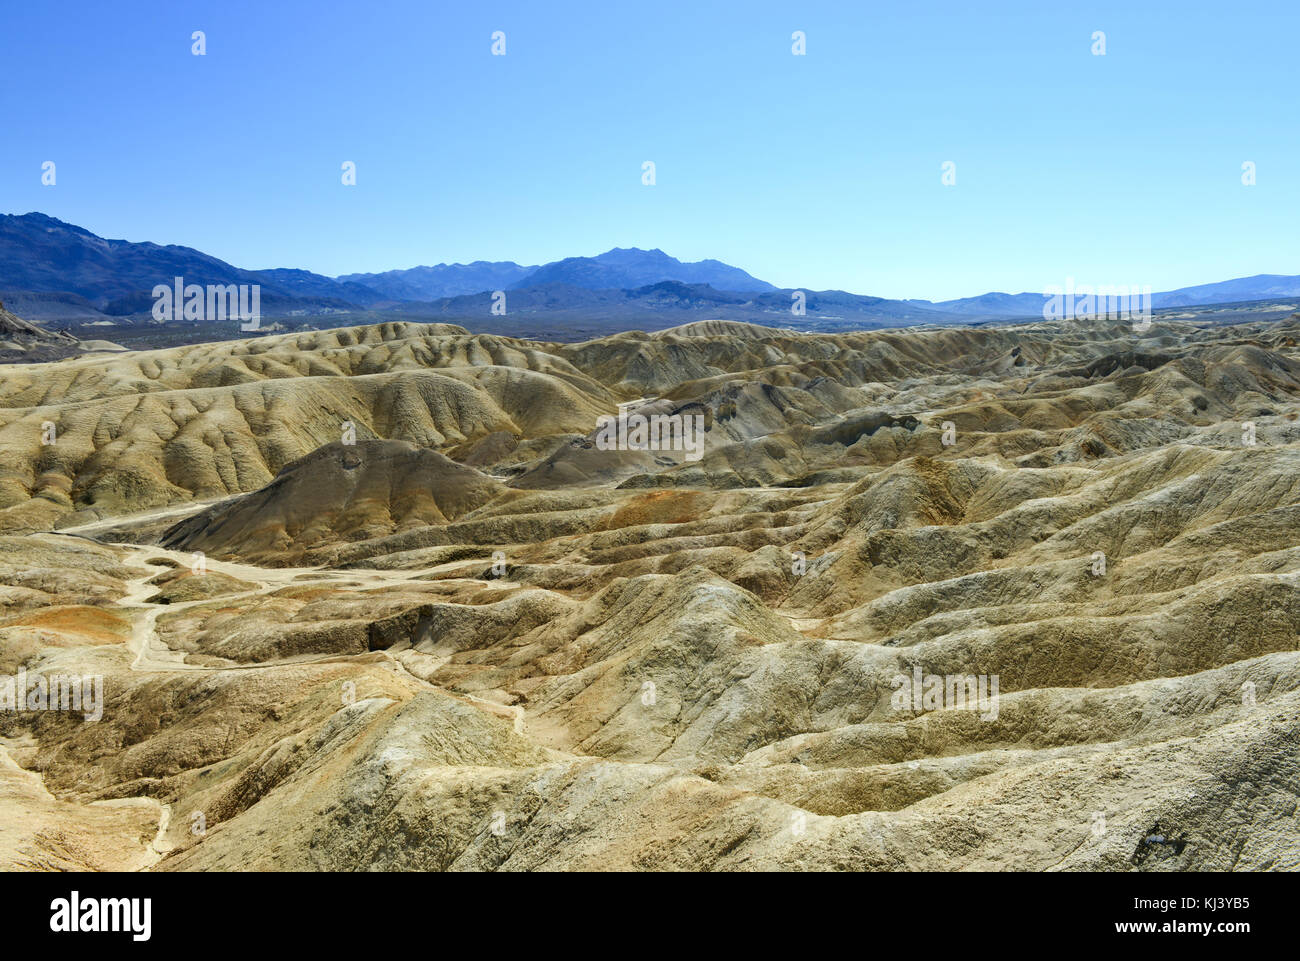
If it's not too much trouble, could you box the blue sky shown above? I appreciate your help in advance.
[2,0,1296,300]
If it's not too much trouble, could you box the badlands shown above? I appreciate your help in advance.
[0,313,1297,871]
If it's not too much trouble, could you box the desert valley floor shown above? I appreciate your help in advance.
[1,311,1298,870]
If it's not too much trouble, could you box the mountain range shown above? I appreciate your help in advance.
[920,275,1300,316]
[0,213,388,316]
[338,247,775,299]
[1,212,1296,330]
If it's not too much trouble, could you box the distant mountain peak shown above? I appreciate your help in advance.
[512,248,775,293]
[340,246,777,300]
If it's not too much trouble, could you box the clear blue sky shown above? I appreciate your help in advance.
[2,0,1296,300]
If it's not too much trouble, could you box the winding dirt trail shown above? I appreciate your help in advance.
[8,535,527,868]
[102,542,522,690]
[32,530,534,743]
[113,545,420,672]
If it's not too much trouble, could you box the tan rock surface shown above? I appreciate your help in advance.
[1,315,1297,871]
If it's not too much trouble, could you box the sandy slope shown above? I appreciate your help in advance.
[0,314,1297,871]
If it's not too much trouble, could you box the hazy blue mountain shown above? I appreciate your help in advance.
[247,268,389,305]
[0,212,385,309]
[1153,274,1300,307]
[515,248,776,292]
[3,211,1295,330]
[339,261,539,300]
[413,280,953,331]
[925,274,1300,317]
[342,247,776,299]
[925,292,1047,316]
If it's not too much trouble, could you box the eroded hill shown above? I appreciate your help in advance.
[0,315,1297,871]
